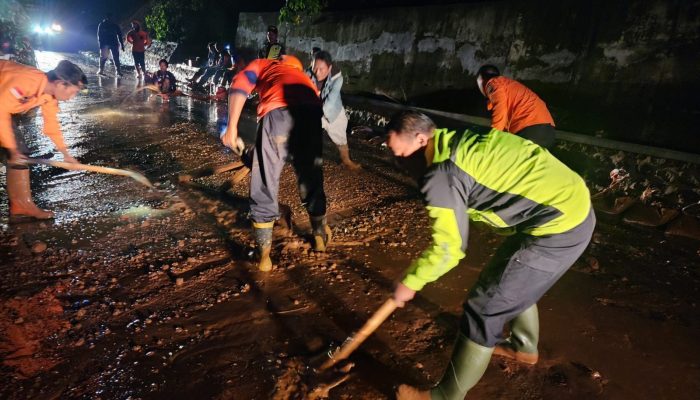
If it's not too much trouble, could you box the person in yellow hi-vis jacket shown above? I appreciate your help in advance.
[0,59,87,221]
[385,111,595,400]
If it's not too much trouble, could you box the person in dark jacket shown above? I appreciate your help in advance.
[97,14,125,77]
[152,59,176,95]
[258,25,285,60]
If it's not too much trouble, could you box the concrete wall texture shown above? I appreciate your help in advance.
[236,0,700,152]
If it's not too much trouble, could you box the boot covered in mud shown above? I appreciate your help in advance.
[7,166,54,222]
[337,144,361,171]
[493,304,539,365]
[431,333,493,400]
[310,215,332,252]
[252,221,274,271]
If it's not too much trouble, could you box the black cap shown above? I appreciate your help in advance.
[48,60,87,86]
[267,25,278,33]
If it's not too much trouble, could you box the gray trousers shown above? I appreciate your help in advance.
[249,106,326,223]
[461,208,596,347]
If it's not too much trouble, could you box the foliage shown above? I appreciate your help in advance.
[279,0,326,26]
[145,3,168,41]
[145,0,205,41]
[0,0,36,66]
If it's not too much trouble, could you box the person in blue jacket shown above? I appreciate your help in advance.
[307,50,360,170]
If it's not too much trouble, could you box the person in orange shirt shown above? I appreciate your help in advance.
[220,51,330,272]
[477,65,556,148]
[126,20,151,79]
[0,59,87,221]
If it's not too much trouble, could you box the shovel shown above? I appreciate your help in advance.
[318,298,398,372]
[270,298,398,399]
[307,298,398,398]
[27,158,154,188]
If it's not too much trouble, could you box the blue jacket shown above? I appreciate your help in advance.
[307,67,345,122]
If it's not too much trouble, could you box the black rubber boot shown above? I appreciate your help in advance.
[252,222,273,271]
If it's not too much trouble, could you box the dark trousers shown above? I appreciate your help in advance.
[461,208,596,347]
[249,106,326,223]
[516,124,556,148]
[132,51,145,72]
[99,44,121,72]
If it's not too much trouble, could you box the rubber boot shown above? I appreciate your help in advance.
[7,166,54,222]
[397,334,493,400]
[337,144,361,171]
[252,222,274,271]
[492,304,539,365]
[310,215,332,252]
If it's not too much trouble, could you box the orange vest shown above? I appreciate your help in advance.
[485,76,554,134]
[0,60,65,150]
[229,59,320,118]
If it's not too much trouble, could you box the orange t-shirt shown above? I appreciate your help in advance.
[485,76,554,134]
[229,59,320,118]
[0,60,65,150]
[127,30,151,52]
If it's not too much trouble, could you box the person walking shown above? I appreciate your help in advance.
[97,14,125,77]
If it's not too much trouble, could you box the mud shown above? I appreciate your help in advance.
[1,52,699,399]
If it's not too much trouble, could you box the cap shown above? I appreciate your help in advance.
[267,25,278,33]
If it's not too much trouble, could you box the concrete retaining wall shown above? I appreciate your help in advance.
[236,0,700,152]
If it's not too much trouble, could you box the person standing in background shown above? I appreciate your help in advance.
[126,20,151,79]
[97,14,125,77]
[258,25,285,60]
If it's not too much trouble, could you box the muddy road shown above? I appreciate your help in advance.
[1,53,699,399]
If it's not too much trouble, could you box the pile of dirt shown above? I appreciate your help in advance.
[0,285,70,378]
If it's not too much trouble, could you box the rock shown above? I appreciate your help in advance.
[587,257,600,271]
[31,241,47,254]
[74,338,85,347]
[176,278,184,286]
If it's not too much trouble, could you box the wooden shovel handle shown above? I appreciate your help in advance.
[319,298,398,371]
[27,159,154,188]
